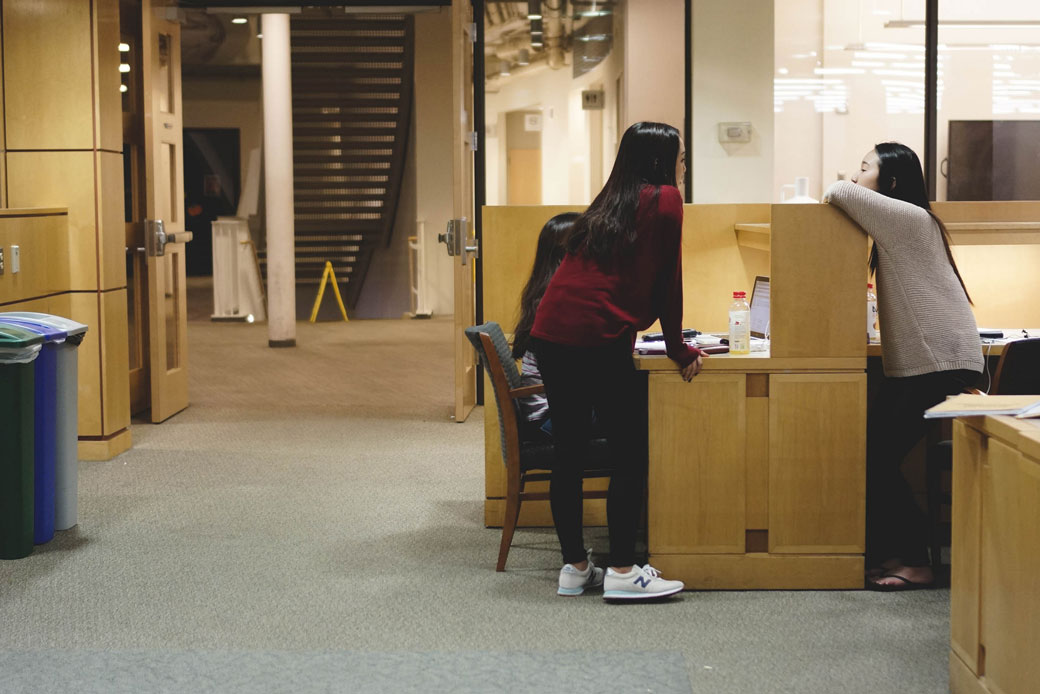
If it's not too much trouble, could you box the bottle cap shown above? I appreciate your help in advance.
[867,283,874,289]
[733,291,747,298]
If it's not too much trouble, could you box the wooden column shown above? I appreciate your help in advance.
[2,0,131,459]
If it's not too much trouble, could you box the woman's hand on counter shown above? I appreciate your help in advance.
[681,354,704,382]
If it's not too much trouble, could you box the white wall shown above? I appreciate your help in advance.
[485,16,623,206]
[622,0,685,133]
[691,0,775,203]
[413,8,455,317]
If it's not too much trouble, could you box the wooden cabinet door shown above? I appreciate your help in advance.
[980,438,1040,694]
[768,373,866,554]
[950,420,985,675]
[648,373,746,554]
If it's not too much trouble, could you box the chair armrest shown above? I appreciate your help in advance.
[509,384,545,399]
[965,387,985,395]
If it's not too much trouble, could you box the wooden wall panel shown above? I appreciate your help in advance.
[58,293,104,438]
[648,373,746,554]
[100,289,131,433]
[95,0,123,153]
[2,0,95,150]
[0,211,71,305]
[6,152,100,291]
[770,204,868,358]
[768,373,866,553]
[99,150,128,291]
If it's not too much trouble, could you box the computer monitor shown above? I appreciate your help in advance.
[750,276,770,339]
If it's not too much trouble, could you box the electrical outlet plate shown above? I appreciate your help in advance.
[10,245,19,273]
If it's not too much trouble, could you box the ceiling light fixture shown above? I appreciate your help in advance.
[119,63,130,73]
[231,17,248,25]
[527,1,541,20]
[118,42,129,52]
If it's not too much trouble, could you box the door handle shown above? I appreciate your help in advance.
[144,221,192,257]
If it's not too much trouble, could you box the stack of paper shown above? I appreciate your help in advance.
[924,394,1040,420]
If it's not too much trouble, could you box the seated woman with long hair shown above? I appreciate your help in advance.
[824,142,983,590]
[511,212,580,441]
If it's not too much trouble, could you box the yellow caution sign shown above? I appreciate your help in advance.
[309,261,349,323]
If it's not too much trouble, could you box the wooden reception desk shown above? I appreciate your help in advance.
[480,200,1040,589]
[949,415,1040,694]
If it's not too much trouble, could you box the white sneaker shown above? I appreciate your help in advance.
[603,564,684,601]
[557,550,605,597]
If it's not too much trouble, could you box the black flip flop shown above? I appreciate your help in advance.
[867,573,935,592]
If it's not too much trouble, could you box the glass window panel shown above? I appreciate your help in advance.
[938,0,1040,200]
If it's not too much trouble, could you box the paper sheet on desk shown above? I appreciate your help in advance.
[634,339,698,355]
[924,394,1040,419]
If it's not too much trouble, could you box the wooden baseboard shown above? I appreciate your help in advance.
[950,650,990,694]
[78,428,132,461]
[485,497,607,528]
[649,552,864,590]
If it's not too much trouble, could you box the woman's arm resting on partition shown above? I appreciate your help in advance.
[823,180,935,249]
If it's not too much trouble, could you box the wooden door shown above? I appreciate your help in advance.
[142,3,190,422]
[450,0,477,423]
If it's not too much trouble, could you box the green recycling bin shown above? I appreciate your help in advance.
[0,324,43,560]
[1,312,89,531]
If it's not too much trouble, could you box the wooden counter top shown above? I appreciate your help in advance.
[634,351,864,373]
[0,207,67,217]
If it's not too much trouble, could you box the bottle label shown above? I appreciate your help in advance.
[729,309,751,354]
[867,300,879,343]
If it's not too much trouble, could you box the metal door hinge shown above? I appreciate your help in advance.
[468,131,478,151]
[469,22,477,42]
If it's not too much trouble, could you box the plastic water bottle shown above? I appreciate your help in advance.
[867,283,880,344]
[729,291,751,355]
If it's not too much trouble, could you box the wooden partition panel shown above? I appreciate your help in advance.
[0,210,71,305]
[770,204,868,359]
[934,201,1040,329]
[681,204,770,332]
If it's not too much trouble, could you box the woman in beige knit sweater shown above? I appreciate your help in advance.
[824,142,983,591]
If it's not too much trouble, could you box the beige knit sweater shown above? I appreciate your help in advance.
[825,181,984,378]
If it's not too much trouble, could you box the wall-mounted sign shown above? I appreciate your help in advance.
[581,89,605,110]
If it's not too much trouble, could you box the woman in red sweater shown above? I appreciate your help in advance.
[530,121,703,601]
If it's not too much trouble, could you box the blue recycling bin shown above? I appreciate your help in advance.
[1,313,88,531]
[0,317,67,545]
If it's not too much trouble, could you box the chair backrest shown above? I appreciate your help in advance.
[464,322,524,464]
[993,337,1040,395]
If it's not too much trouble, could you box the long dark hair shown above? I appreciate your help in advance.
[512,212,580,358]
[565,121,680,263]
[872,142,972,303]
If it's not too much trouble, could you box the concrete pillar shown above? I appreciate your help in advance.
[261,13,297,347]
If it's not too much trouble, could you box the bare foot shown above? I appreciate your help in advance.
[866,557,901,578]
[870,564,934,589]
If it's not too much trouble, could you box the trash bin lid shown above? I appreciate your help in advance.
[0,312,88,344]
[0,323,43,364]
[0,317,68,344]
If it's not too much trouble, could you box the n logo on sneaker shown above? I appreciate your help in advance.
[633,575,652,588]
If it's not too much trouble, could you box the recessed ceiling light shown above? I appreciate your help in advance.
[119,63,130,73]
[119,84,128,93]
[231,17,248,25]
[118,43,130,52]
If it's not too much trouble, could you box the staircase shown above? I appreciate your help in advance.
[258,12,414,310]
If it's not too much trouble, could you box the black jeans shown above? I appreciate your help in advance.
[866,369,978,567]
[530,337,648,567]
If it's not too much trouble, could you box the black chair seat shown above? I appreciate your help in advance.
[519,437,612,473]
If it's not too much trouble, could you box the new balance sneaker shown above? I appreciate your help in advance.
[557,551,605,597]
[603,564,684,601]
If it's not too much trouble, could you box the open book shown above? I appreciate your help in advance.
[924,394,1040,420]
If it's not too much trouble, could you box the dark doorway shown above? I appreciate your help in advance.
[183,128,241,276]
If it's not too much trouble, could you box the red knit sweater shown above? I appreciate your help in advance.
[531,185,700,367]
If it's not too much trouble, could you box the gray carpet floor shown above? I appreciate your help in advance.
[0,313,951,693]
